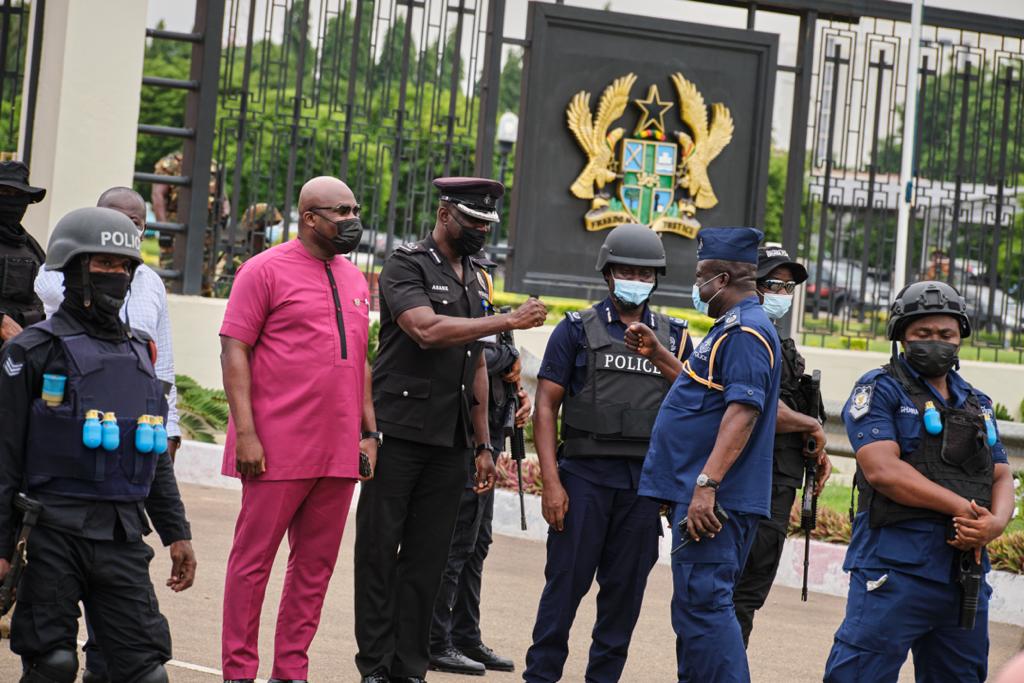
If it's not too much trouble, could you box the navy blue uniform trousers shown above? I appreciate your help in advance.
[523,469,660,683]
[823,567,991,682]
[670,504,759,683]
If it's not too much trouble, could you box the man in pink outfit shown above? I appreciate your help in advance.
[219,176,377,683]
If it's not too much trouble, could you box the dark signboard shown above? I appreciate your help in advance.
[506,3,778,305]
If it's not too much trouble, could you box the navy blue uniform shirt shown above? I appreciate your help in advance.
[639,296,782,516]
[843,357,1007,582]
[538,297,692,490]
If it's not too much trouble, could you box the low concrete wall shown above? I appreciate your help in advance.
[174,439,1024,626]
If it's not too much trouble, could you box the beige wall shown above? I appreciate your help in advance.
[168,294,227,390]
[19,0,149,246]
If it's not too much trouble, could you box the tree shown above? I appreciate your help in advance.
[763,148,787,244]
[498,49,522,115]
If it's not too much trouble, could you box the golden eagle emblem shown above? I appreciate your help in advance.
[565,71,734,237]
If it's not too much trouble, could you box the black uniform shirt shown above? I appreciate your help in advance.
[0,310,191,558]
[373,234,488,448]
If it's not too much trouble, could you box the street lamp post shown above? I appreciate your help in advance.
[495,111,518,247]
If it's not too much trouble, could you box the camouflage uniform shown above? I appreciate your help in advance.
[152,151,223,294]
[212,203,284,297]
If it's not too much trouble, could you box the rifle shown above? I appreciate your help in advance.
[0,494,44,617]
[957,550,983,630]
[499,307,527,531]
[799,369,823,602]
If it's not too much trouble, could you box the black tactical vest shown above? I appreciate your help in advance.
[0,234,45,329]
[859,363,994,528]
[773,337,814,488]
[561,307,673,459]
[24,320,167,501]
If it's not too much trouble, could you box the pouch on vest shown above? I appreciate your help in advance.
[940,410,989,475]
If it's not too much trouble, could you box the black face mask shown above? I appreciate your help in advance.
[449,214,488,256]
[61,259,130,338]
[0,195,31,232]
[904,340,960,378]
[313,213,363,255]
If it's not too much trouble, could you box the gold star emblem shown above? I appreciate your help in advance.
[634,84,674,136]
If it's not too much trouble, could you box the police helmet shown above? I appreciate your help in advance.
[886,280,971,340]
[595,223,666,274]
[45,207,143,271]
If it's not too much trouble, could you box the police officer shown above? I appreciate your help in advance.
[732,245,831,645]
[354,177,547,683]
[638,227,781,683]
[0,161,46,348]
[429,256,523,676]
[0,207,195,683]
[523,223,692,683]
[823,280,1015,682]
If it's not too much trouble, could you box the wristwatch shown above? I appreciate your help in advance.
[361,431,383,447]
[475,443,495,456]
[695,473,720,491]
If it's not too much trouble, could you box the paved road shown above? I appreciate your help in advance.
[1,483,1021,682]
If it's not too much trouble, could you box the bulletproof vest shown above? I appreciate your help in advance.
[0,237,44,328]
[773,337,812,488]
[24,320,167,501]
[858,363,993,528]
[561,307,673,459]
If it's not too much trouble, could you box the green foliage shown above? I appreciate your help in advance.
[367,319,381,364]
[174,374,229,442]
[498,49,523,116]
[994,402,1015,422]
[763,148,787,244]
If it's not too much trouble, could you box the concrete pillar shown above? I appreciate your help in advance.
[18,0,149,246]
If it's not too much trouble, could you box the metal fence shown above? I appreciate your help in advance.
[799,15,1024,361]
[0,0,42,164]
[206,0,494,298]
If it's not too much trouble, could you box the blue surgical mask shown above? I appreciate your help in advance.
[762,293,793,320]
[613,278,655,308]
[691,272,726,316]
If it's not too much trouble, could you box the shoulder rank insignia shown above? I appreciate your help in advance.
[670,316,689,328]
[722,310,741,330]
[565,311,582,322]
[848,384,874,421]
[396,242,421,254]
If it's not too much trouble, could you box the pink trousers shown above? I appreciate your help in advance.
[221,476,356,679]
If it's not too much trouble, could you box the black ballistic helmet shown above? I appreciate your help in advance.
[887,280,971,341]
[595,223,667,274]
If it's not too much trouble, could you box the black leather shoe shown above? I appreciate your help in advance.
[460,642,515,672]
[429,646,485,676]
[393,678,427,683]
[361,671,390,683]
[83,671,111,683]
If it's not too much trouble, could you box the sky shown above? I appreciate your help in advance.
[146,0,1024,150]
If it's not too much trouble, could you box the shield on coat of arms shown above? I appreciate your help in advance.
[619,139,678,224]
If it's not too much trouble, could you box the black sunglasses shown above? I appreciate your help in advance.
[759,278,797,294]
[310,203,361,218]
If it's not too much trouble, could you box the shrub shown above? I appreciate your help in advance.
[495,454,544,495]
[994,402,1015,422]
[989,532,1024,574]
[175,374,230,443]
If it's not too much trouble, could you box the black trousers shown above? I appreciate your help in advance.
[732,483,797,647]
[10,525,171,682]
[430,486,494,652]
[354,436,470,678]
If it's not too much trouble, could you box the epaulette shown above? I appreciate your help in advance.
[6,325,54,353]
[395,242,423,254]
[564,311,582,323]
[721,308,742,330]
[669,316,689,328]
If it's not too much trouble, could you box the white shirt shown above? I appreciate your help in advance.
[34,265,180,437]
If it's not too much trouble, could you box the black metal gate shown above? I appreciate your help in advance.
[799,11,1024,362]
[0,0,44,165]
[206,0,495,298]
